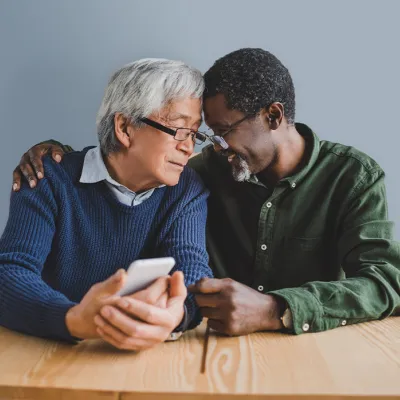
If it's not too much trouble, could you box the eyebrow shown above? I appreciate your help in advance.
[167,113,203,126]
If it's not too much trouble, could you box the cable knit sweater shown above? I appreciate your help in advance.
[0,148,212,342]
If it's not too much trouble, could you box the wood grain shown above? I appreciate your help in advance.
[0,318,399,399]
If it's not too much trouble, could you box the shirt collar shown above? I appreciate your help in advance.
[247,123,320,188]
[79,146,122,186]
[79,146,165,190]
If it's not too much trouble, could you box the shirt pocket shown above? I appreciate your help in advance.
[282,236,326,286]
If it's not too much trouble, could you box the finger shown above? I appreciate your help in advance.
[194,294,223,308]
[51,146,65,163]
[19,158,38,188]
[96,326,157,351]
[155,292,168,309]
[28,149,45,179]
[12,167,22,191]
[168,271,187,299]
[115,297,174,327]
[166,272,187,316]
[98,306,169,341]
[200,307,225,320]
[130,276,170,305]
[100,269,127,297]
[188,278,224,294]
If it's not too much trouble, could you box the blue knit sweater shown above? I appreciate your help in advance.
[0,148,212,342]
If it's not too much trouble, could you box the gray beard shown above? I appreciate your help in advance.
[231,155,251,182]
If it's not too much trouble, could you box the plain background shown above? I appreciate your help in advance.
[0,0,399,237]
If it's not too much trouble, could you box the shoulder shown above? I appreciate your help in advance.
[319,140,384,178]
[42,147,93,184]
[172,164,209,198]
[188,145,231,188]
[161,165,210,210]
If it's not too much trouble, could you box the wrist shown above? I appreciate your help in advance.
[174,304,189,332]
[174,305,185,330]
[261,294,286,331]
[65,305,85,339]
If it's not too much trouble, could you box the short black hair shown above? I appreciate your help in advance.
[203,48,295,124]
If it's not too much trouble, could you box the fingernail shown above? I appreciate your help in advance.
[12,183,18,191]
[37,172,43,179]
[55,155,61,162]
[29,180,36,188]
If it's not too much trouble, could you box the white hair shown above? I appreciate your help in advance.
[96,58,205,154]
[231,155,251,182]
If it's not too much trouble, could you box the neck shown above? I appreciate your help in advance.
[104,151,159,193]
[257,125,307,186]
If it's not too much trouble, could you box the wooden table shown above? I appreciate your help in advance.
[0,318,399,400]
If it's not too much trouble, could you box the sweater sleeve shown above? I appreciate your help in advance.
[0,174,77,342]
[158,176,213,331]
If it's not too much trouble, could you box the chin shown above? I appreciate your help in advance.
[158,172,182,187]
[231,157,252,182]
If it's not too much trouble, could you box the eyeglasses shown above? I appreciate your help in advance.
[207,114,255,150]
[140,117,208,145]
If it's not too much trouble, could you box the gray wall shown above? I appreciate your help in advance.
[0,0,399,237]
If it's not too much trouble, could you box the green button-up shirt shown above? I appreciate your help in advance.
[189,123,400,334]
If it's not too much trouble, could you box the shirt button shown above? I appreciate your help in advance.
[266,202,272,208]
[258,285,264,292]
[291,182,296,188]
[341,320,347,326]
[261,244,267,250]
[302,323,310,332]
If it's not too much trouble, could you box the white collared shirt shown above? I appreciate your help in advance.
[79,147,163,206]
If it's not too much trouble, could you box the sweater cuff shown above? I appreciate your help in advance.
[39,300,79,343]
[173,304,190,333]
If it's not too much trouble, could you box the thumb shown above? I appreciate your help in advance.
[168,271,187,301]
[100,269,126,296]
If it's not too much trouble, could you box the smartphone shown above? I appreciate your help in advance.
[117,257,175,296]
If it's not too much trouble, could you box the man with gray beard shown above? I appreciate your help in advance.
[12,48,400,337]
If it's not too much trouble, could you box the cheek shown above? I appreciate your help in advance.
[148,153,168,174]
[150,147,182,184]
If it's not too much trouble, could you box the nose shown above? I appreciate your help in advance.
[177,135,195,155]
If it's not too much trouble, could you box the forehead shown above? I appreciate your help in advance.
[203,93,245,127]
[158,97,202,123]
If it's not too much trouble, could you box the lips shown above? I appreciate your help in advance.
[168,161,186,168]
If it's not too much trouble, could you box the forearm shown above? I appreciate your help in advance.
[0,174,78,342]
[161,185,213,330]
[269,261,400,334]
[272,171,400,335]
[0,264,77,341]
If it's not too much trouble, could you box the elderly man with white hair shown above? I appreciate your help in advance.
[0,58,213,350]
